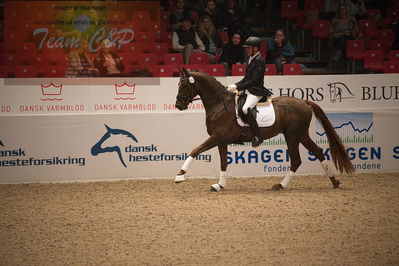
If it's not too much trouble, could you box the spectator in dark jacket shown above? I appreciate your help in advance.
[196,15,222,63]
[170,0,195,31]
[172,17,206,64]
[219,32,245,75]
[267,29,295,74]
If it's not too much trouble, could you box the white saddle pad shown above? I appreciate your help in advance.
[236,102,276,128]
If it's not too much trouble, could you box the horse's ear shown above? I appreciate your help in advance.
[177,66,185,78]
[182,67,190,77]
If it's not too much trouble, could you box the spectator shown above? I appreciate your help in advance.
[218,0,247,37]
[267,29,295,74]
[170,0,194,31]
[94,39,125,77]
[323,0,346,20]
[172,17,206,64]
[329,3,358,62]
[200,0,221,28]
[66,39,98,77]
[219,32,245,75]
[347,0,367,19]
[196,15,222,63]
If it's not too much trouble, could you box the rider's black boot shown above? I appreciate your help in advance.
[245,108,263,147]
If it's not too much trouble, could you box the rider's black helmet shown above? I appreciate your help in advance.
[243,36,262,49]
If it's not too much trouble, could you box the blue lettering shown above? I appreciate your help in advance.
[235,151,245,164]
[261,150,271,163]
[248,151,258,163]
[274,149,283,162]
[394,146,399,159]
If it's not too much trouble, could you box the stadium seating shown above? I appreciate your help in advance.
[204,64,225,76]
[283,64,303,75]
[265,64,278,75]
[189,52,210,65]
[163,53,184,65]
[364,50,384,72]
[231,64,246,76]
[383,61,399,73]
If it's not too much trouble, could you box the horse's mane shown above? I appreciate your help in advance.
[190,71,227,92]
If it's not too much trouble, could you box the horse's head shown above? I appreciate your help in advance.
[175,67,199,110]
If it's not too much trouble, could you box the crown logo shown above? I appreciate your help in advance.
[41,82,63,101]
[114,82,136,100]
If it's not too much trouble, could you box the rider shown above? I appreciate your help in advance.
[227,36,272,147]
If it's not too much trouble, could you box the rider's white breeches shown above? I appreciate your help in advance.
[242,92,263,114]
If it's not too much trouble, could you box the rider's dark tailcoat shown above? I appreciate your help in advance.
[235,53,272,98]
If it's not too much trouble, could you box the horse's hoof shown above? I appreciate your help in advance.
[175,174,186,183]
[332,179,340,189]
[272,184,283,190]
[210,183,224,192]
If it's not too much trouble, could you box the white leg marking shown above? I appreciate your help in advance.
[181,156,194,172]
[218,171,227,188]
[280,171,295,189]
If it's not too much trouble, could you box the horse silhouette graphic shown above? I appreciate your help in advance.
[327,82,355,103]
[91,124,138,167]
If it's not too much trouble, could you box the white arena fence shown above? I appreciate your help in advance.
[0,74,398,183]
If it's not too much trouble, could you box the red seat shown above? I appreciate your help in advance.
[182,64,200,72]
[304,0,322,11]
[383,61,399,73]
[364,50,384,72]
[374,30,395,48]
[312,20,330,59]
[346,40,365,61]
[40,65,65,77]
[108,11,126,21]
[388,50,399,62]
[18,42,38,54]
[260,41,267,60]
[136,53,158,66]
[281,1,298,20]
[283,64,303,75]
[161,32,173,48]
[118,53,136,66]
[265,64,277,75]
[231,64,246,76]
[220,31,229,44]
[14,65,38,78]
[126,43,144,54]
[151,65,175,77]
[135,31,157,43]
[204,64,225,76]
[189,52,210,65]
[147,42,169,55]
[160,11,171,32]
[4,54,23,66]
[131,11,151,23]
[358,19,376,38]
[163,53,184,65]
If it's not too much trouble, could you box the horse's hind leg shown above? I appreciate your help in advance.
[301,134,340,188]
[272,137,301,190]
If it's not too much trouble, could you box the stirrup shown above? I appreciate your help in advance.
[251,136,263,147]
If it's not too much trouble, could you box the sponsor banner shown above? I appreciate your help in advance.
[0,113,217,183]
[0,109,398,183]
[1,74,398,116]
[227,74,399,109]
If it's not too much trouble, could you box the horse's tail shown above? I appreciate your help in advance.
[306,100,355,175]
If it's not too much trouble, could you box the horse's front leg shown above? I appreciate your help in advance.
[175,135,219,183]
[210,144,228,192]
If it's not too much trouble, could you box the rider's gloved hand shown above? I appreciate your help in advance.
[227,84,237,92]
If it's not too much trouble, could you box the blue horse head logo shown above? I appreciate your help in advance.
[91,124,138,167]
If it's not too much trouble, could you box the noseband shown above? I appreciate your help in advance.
[176,77,197,105]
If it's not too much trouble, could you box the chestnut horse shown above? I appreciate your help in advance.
[174,68,354,191]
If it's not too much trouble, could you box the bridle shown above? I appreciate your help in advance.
[176,77,228,105]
